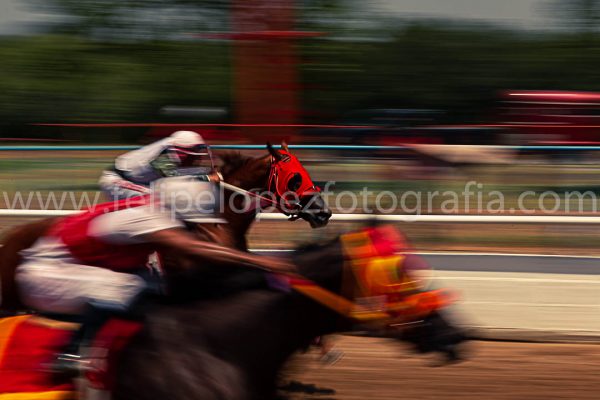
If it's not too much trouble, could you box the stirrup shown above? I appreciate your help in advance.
[45,353,90,380]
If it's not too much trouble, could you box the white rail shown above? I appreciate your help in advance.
[1,209,600,224]
[257,214,600,223]
[0,210,75,217]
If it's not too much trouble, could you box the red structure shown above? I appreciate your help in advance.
[498,90,600,144]
[231,0,322,143]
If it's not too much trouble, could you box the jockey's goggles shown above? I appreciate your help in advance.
[168,144,214,169]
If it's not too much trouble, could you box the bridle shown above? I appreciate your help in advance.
[265,151,321,218]
[221,150,321,220]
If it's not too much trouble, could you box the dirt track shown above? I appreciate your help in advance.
[284,337,600,400]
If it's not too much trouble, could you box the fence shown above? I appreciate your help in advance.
[2,209,600,224]
[2,144,600,151]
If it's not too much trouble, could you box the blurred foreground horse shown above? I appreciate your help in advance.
[110,224,466,400]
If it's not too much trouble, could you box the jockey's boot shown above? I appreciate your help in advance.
[49,292,154,380]
[48,302,113,380]
[50,353,87,381]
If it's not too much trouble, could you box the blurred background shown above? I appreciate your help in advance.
[3,0,600,143]
[3,0,600,253]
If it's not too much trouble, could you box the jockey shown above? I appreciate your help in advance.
[15,176,294,376]
[99,130,215,199]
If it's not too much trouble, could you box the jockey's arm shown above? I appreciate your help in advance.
[143,228,296,275]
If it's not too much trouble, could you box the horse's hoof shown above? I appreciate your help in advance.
[319,348,344,365]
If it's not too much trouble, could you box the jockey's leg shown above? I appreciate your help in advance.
[16,260,147,316]
[60,302,115,359]
[62,290,154,358]
[16,260,147,376]
[54,295,155,380]
[98,170,164,277]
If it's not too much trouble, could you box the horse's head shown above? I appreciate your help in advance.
[219,143,332,228]
[294,225,469,364]
[265,142,331,228]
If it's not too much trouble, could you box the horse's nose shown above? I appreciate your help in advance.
[319,206,332,221]
[301,194,332,227]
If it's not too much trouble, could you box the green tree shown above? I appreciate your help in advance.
[36,0,231,39]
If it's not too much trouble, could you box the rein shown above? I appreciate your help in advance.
[286,264,454,327]
[219,181,280,209]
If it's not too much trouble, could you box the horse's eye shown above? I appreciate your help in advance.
[287,173,303,191]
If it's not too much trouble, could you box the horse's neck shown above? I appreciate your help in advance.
[192,224,241,249]
[210,241,348,364]
[294,240,346,292]
[220,157,271,251]
[222,206,257,251]
[190,195,261,252]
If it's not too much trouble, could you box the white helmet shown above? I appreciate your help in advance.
[169,131,205,148]
[166,131,213,171]
[152,176,225,224]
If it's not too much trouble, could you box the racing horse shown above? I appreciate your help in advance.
[111,226,467,400]
[0,142,331,313]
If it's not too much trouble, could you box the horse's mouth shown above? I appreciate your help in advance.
[297,194,332,228]
[299,209,332,228]
[395,311,469,364]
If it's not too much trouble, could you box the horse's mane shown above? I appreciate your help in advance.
[294,237,339,253]
[292,237,344,292]
[218,151,255,179]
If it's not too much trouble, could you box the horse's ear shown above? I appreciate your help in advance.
[267,142,282,161]
[281,141,290,153]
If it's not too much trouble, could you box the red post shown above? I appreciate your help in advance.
[232,0,300,143]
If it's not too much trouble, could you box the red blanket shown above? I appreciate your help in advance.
[0,315,75,399]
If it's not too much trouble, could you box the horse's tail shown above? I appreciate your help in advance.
[0,218,57,314]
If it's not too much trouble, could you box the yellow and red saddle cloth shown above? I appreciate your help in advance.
[290,225,455,324]
[0,315,141,398]
[0,315,76,399]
